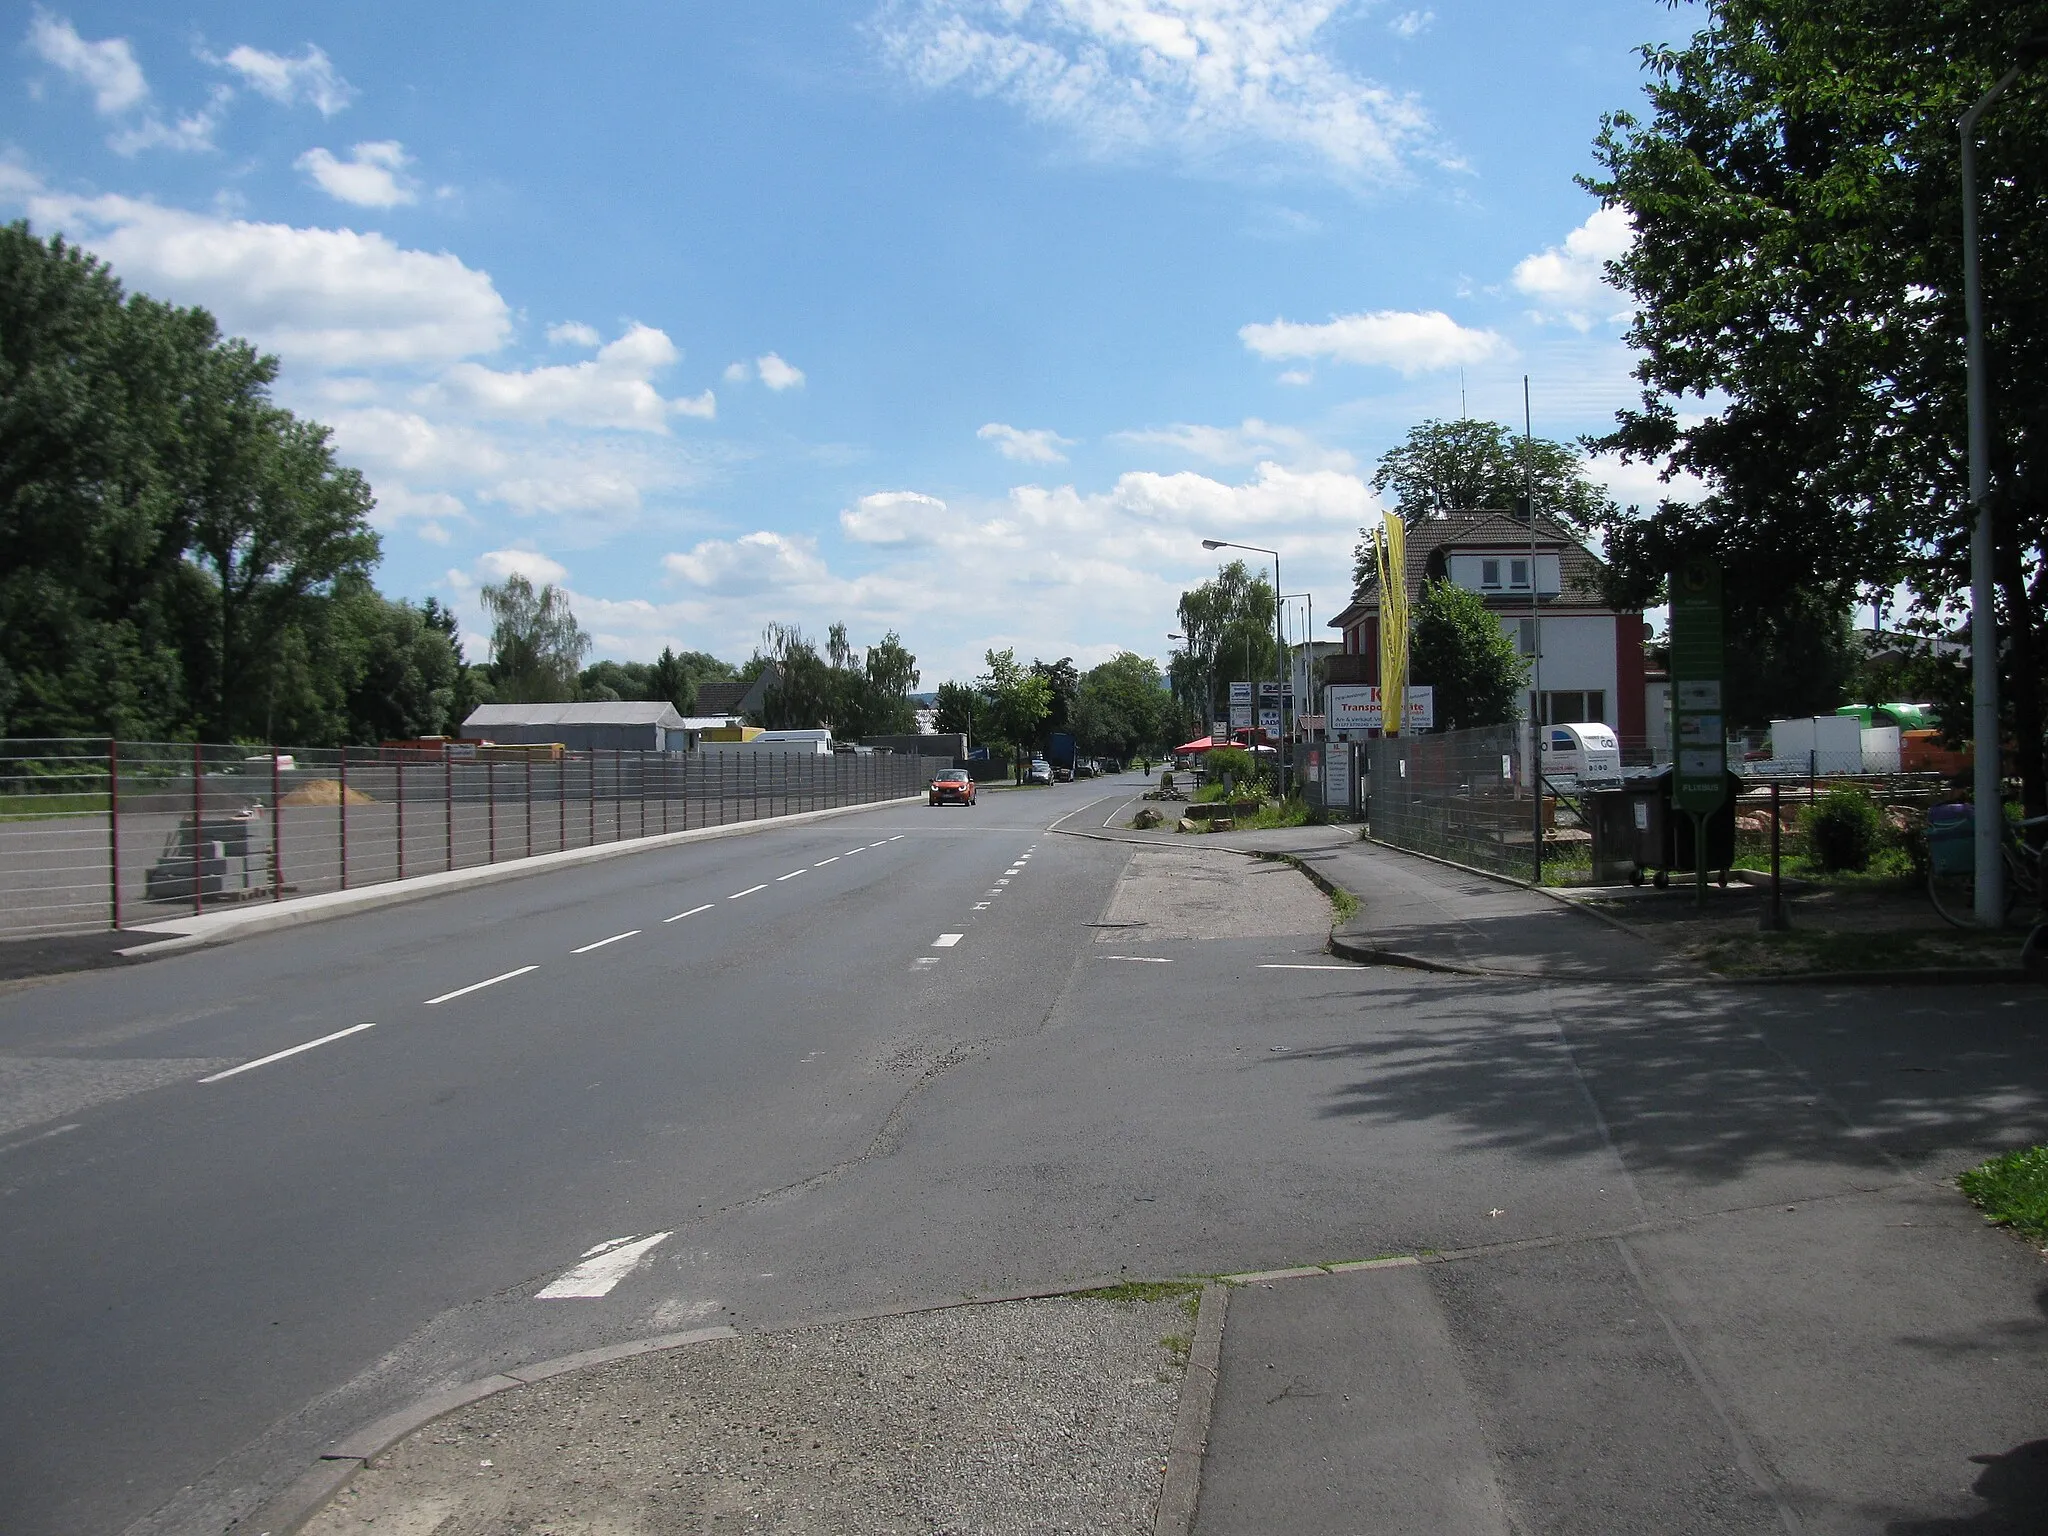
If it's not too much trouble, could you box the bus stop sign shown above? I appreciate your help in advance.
[1669,559,1727,815]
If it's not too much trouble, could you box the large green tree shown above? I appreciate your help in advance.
[1170,560,1279,723]
[1073,652,1171,759]
[1588,0,2048,810]
[481,575,590,703]
[1407,579,1530,731]
[977,648,1052,766]
[1367,418,1617,540]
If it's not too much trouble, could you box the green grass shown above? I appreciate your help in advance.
[1237,798,1311,830]
[0,791,111,820]
[1691,927,2022,976]
[1075,1279,1204,1307]
[1958,1146,2048,1244]
[1328,885,1359,925]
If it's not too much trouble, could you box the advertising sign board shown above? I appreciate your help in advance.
[1229,705,1253,732]
[1229,681,1254,707]
[1258,708,1282,734]
[1326,685,1435,735]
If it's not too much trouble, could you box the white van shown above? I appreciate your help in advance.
[1540,722,1622,781]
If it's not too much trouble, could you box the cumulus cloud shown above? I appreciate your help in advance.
[295,140,417,208]
[478,547,570,585]
[664,530,832,593]
[1511,204,1634,329]
[548,321,601,348]
[841,490,950,544]
[26,10,147,114]
[1239,308,1504,374]
[430,323,715,433]
[24,186,512,365]
[1117,417,1352,471]
[1388,9,1433,37]
[756,352,805,390]
[875,0,1440,186]
[977,422,1072,464]
[216,43,355,115]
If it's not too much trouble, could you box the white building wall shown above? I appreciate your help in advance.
[1499,613,1619,723]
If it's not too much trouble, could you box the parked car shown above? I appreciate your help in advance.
[1026,758,1054,785]
[1075,759,1099,778]
[928,768,977,806]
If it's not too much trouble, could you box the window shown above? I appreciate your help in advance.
[1510,557,1530,589]
[1481,558,1501,589]
[1516,619,1537,656]
[1532,691,1607,725]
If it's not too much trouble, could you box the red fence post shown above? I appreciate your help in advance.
[396,758,405,882]
[272,747,283,900]
[557,752,566,851]
[639,751,648,838]
[588,752,596,846]
[191,740,203,916]
[526,753,534,859]
[445,751,455,871]
[108,737,121,930]
[487,756,497,862]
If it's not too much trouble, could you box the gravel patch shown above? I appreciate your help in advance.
[1096,847,1330,942]
[302,1292,1193,1535]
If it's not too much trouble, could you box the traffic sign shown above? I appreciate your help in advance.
[1669,559,1726,814]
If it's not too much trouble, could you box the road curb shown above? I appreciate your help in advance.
[1153,1283,1227,1536]
[111,794,924,961]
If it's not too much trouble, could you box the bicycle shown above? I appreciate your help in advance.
[1925,803,2048,931]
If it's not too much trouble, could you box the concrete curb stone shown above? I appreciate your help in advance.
[1153,1283,1227,1536]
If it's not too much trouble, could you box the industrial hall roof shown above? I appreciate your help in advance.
[462,702,687,731]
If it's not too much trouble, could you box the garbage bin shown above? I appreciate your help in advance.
[1585,766,1737,887]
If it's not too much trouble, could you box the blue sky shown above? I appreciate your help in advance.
[6,0,1696,683]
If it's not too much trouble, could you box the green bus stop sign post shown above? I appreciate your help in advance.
[1669,560,1727,909]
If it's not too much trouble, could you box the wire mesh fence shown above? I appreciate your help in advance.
[0,739,947,939]
[1365,724,1537,878]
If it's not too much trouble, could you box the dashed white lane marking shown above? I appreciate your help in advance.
[571,929,640,954]
[973,902,991,910]
[868,841,888,848]
[932,933,963,948]
[535,1232,673,1299]
[1099,955,1173,963]
[199,1021,378,1083]
[845,848,864,856]
[730,884,768,899]
[664,904,713,923]
[425,966,539,1005]
[814,856,839,866]
[776,869,806,881]
[1259,963,1362,970]
[888,834,904,841]
[996,878,1010,886]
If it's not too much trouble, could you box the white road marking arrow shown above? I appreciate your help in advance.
[535,1232,672,1298]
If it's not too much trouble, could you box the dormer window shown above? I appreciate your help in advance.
[1510,557,1530,589]
[1481,559,1501,589]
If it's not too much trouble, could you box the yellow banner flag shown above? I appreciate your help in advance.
[1376,512,1407,734]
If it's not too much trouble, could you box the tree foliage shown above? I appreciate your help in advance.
[1367,417,1617,538]
[1407,579,1529,731]
[481,575,590,704]
[578,648,735,711]
[1073,652,1173,759]
[0,221,398,742]
[1587,0,2048,808]
[1169,560,1278,722]
[752,622,920,738]
[976,648,1053,761]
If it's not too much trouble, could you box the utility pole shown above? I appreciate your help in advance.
[1526,376,1544,885]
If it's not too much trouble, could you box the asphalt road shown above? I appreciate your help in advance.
[3,772,2044,1535]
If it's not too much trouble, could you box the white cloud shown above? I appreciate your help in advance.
[478,547,570,586]
[1511,204,1634,330]
[24,187,512,366]
[664,530,833,593]
[105,87,233,155]
[1239,308,1504,374]
[295,141,417,208]
[1276,367,1313,386]
[1388,9,1433,37]
[977,421,1072,463]
[723,361,750,382]
[841,490,950,544]
[548,321,601,348]
[755,352,805,390]
[1583,449,1707,509]
[876,0,1440,186]
[26,10,147,114]
[1117,417,1352,471]
[217,43,355,115]
[430,323,714,433]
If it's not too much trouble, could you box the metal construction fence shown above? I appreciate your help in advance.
[1366,725,1537,878]
[0,739,949,939]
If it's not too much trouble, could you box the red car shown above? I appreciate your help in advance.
[929,768,978,806]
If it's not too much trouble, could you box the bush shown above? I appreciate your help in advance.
[1204,747,1264,795]
[1806,784,1886,872]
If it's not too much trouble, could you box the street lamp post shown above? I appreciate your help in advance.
[1202,538,1288,791]
[1961,36,2045,925]
[1281,593,1315,736]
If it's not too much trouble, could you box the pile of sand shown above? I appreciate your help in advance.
[278,780,375,806]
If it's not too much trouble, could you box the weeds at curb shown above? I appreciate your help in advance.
[1958,1145,2048,1246]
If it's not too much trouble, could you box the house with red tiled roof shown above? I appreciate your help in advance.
[1326,510,1649,742]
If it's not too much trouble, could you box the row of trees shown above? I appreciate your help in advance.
[931,649,1177,764]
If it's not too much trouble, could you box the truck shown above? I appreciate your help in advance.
[1047,732,1077,782]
